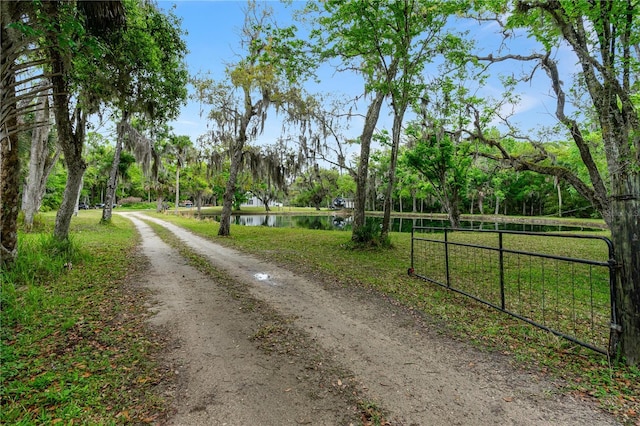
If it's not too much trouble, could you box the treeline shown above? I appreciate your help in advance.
[22,129,599,223]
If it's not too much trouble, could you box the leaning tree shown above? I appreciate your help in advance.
[44,0,126,241]
[470,0,640,365]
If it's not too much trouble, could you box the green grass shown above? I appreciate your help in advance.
[148,211,639,425]
[1,210,166,425]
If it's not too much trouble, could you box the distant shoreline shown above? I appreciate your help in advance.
[182,207,609,230]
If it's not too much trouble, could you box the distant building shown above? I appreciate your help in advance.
[241,194,283,208]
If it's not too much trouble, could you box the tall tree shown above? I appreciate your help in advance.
[194,1,313,236]
[379,0,465,241]
[312,0,465,242]
[100,1,188,223]
[45,1,126,240]
[470,1,640,364]
[21,85,60,230]
[313,0,398,242]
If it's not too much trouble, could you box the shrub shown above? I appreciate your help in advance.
[348,220,391,249]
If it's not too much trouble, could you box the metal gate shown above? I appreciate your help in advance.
[410,227,617,355]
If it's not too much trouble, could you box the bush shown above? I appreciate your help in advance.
[348,220,391,249]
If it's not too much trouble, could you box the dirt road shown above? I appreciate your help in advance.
[123,212,618,425]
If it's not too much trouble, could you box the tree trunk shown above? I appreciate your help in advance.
[0,1,23,265]
[74,176,83,216]
[607,177,640,365]
[256,192,272,212]
[556,179,562,217]
[196,193,202,218]
[0,124,20,266]
[219,137,245,236]
[352,90,386,242]
[445,187,461,228]
[494,195,500,215]
[102,116,127,223]
[156,195,164,212]
[381,106,406,242]
[0,134,19,265]
[54,151,86,240]
[48,22,88,241]
[0,87,20,265]
[22,91,59,229]
[0,120,20,264]
[174,165,180,215]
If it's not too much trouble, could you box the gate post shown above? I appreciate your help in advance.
[606,238,620,357]
[444,229,450,287]
[499,232,505,310]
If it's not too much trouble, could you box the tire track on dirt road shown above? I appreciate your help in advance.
[125,214,360,425]
[126,212,618,425]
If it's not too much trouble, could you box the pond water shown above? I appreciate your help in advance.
[207,214,602,233]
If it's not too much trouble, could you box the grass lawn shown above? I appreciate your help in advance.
[1,208,638,425]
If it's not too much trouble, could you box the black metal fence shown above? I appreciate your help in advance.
[410,227,617,355]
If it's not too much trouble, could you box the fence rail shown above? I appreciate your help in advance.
[410,227,617,355]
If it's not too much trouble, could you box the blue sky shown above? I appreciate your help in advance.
[157,1,259,142]
[156,1,572,153]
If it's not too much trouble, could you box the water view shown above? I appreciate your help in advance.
[207,214,602,233]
